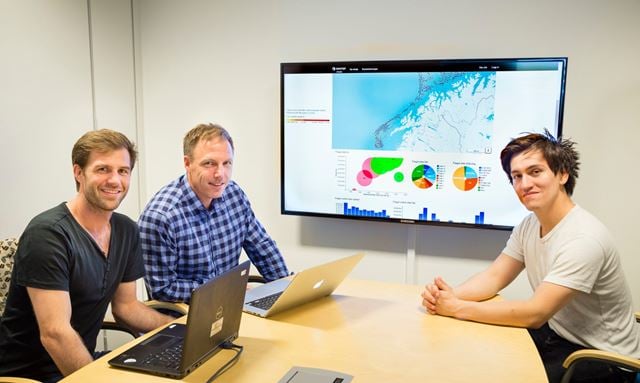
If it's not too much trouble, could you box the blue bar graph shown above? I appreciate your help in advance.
[474,211,485,224]
[343,203,389,218]
[418,207,439,222]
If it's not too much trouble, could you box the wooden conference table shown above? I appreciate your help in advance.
[62,279,547,383]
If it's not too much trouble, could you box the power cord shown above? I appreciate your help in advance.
[205,341,244,382]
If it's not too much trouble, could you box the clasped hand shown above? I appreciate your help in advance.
[421,276,459,317]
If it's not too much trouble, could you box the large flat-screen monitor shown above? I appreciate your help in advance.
[281,57,567,230]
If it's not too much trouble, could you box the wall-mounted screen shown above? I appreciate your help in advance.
[281,57,567,230]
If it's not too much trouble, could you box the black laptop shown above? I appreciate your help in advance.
[108,261,250,379]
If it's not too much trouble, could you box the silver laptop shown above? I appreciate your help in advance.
[243,253,364,318]
[108,261,250,379]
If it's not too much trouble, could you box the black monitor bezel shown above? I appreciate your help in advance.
[280,57,568,231]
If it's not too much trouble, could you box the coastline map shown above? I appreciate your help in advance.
[332,71,496,154]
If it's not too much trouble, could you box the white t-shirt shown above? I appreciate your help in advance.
[503,205,640,358]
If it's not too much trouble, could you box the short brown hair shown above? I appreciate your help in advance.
[72,129,138,190]
[183,123,234,158]
[500,130,580,196]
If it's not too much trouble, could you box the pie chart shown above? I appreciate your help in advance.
[411,164,436,189]
[452,166,478,191]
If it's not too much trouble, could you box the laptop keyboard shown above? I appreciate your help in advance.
[247,292,283,310]
[141,342,183,370]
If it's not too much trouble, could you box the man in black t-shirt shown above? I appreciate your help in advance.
[0,130,173,382]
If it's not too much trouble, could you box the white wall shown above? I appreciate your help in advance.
[1,0,639,311]
[88,0,140,215]
[133,0,640,306]
[0,0,92,236]
[0,0,140,233]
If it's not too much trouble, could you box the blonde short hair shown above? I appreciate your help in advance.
[183,123,234,159]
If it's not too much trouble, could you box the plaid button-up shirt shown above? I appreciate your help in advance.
[139,175,289,302]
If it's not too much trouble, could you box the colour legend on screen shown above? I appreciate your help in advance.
[286,118,331,123]
[477,166,491,191]
[342,203,389,218]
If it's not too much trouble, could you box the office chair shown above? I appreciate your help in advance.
[0,237,20,316]
[0,238,47,382]
[561,313,640,383]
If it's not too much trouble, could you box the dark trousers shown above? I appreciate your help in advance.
[528,323,637,383]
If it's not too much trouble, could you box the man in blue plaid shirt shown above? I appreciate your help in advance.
[138,123,290,302]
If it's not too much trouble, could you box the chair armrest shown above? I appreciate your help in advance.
[140,275,264,319]
[101,320,138,338]
[563,349,640,370]
[561,349,640,383]
[144,300,189,316]
[142,276,262,317]
[101,301,188,340]
[0,377,43,383]
[249,275,266,284]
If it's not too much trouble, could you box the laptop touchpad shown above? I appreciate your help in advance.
[142,334,180,348]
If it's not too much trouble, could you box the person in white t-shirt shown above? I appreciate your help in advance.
[421,131,640,383]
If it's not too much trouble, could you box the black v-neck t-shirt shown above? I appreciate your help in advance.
[0,203,144,381]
